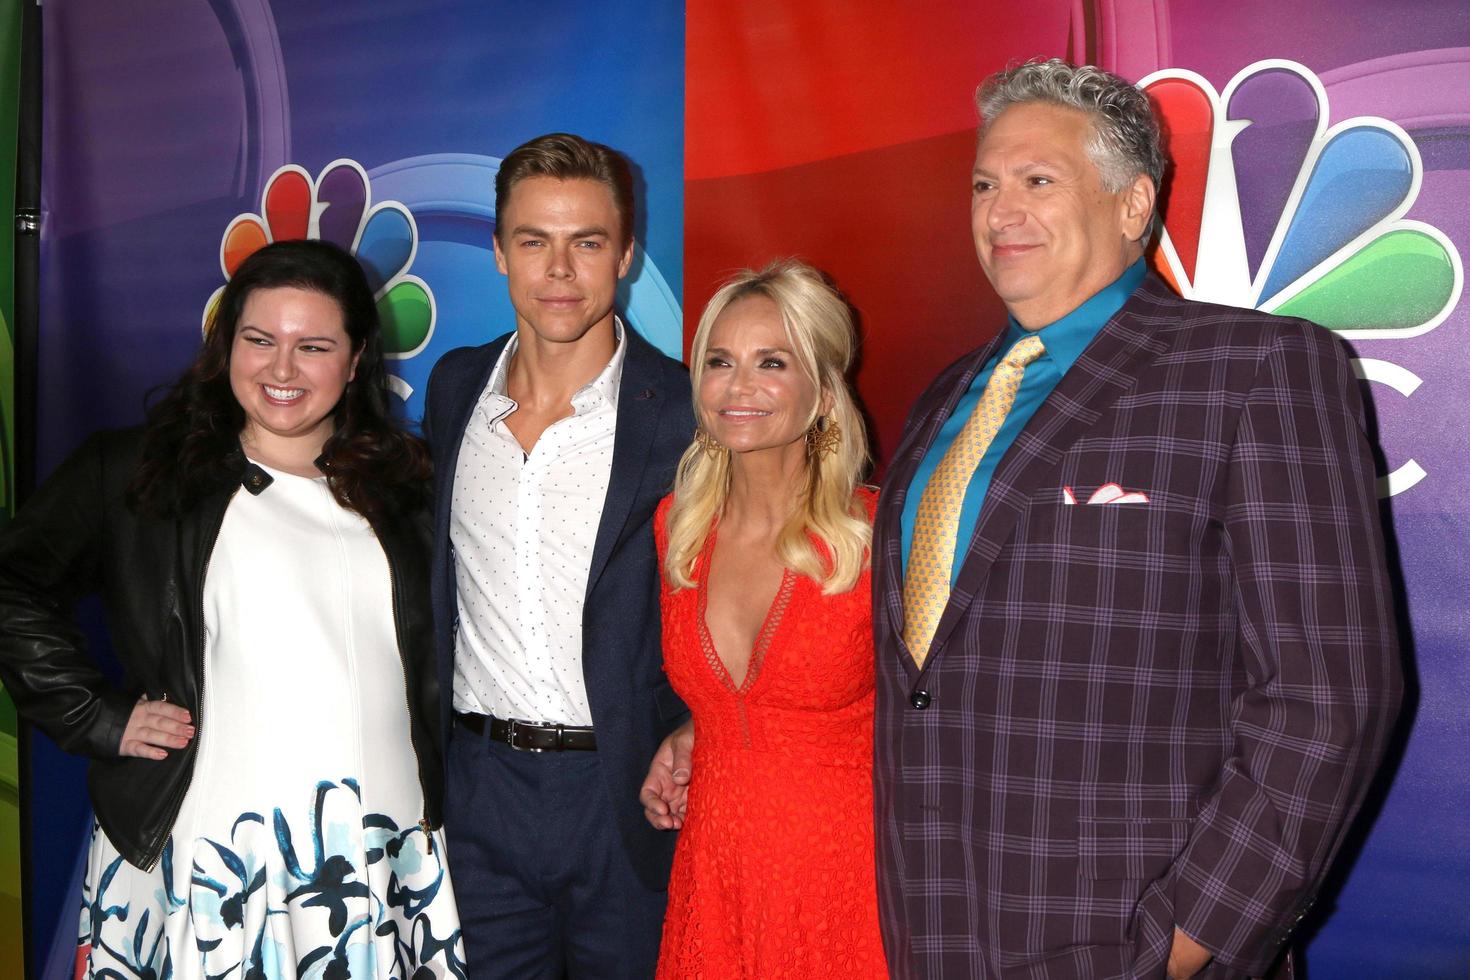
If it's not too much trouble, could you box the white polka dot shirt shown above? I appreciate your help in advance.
[449,322,626,726]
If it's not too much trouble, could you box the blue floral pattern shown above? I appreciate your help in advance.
[77,780,464,979]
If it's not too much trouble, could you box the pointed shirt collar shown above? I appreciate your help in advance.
[480,316,627,421]
[1000,259,1148,371]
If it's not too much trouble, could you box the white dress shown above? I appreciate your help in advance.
[77,463,463,979]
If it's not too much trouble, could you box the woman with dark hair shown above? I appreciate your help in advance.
[0,240,463,978]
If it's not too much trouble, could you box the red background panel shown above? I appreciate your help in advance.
[686,130,1005,468]
[686,2,1077,470]
[686,0,1075,180]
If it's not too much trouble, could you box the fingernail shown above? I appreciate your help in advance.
[673,768,690,779]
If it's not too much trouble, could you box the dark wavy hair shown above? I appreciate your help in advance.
[127,239,431,520]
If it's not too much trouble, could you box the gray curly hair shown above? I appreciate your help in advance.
[976,58,1165,196]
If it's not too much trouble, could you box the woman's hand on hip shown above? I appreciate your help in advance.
[119,696,195,759]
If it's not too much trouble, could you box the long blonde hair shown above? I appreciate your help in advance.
[665,259,871,595]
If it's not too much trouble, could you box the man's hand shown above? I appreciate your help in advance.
[1167,926,1213,980]
[639,720,693,830]
[119,696,194,760]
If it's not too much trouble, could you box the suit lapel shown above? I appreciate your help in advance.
[586,329,662,599]
[433,336,508,552]
[922,281,1176,663]
[877,335,1007,677]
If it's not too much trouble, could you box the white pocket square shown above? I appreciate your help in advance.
[1063,483,1150,505]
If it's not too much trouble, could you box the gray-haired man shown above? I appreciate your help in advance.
[871,59,1401,978]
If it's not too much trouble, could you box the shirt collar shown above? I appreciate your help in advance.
[484,316,627,414]
[1000,259,1147,374]
[580,317,627,411]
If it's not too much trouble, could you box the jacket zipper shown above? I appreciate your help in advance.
[378,519,435,853]
[141,487,235,872]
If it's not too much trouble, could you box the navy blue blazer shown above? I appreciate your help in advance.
[423,324,694,890]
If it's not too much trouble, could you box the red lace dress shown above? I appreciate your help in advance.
[654,490,887,978]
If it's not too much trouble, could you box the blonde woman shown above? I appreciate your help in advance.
[649,261,887,977]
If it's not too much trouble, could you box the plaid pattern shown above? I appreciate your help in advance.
[872,275,1402,979]
[904,334,1046,667]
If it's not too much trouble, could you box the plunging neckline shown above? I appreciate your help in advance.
[695,524,795,694]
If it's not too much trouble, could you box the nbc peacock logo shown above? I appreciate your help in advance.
[204,160,436,400]
[1140,60,1463,497]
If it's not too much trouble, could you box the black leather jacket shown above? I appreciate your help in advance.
[0,428,443,870]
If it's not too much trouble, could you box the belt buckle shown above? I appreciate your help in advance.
[507,717,556,753]
[504,717,530,752]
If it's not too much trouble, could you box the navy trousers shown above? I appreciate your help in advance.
[444,725,667,979]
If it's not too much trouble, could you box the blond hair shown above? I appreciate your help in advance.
[665,260,871,595]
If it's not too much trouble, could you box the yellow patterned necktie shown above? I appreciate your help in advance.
[902,333,1046,667]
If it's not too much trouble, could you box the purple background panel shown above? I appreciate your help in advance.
[32,2,684,977]
[1115,3,1470,974]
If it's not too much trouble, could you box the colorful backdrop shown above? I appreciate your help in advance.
[0,0,26,973]
[684,2,1469,976]
[18,1,1470,977]
[28,2,681,976]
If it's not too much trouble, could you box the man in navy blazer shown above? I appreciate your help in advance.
[423,133,692,978]
[873,61,1402,978]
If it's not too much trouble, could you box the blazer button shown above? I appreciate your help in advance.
[910,690,931,710]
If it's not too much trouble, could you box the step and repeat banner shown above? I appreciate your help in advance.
[17,0,1470,976]
[24,2,682,976]
[685,1,1468,976]
[0,0,23,975]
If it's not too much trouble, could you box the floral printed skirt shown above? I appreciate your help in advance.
[76,779,464,980]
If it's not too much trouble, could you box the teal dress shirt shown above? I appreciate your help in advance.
[901,260,1147,584]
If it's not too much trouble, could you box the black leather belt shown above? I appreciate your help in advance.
[455,711,597,752]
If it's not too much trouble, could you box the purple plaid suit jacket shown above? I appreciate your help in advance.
[873,275,1402,979]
